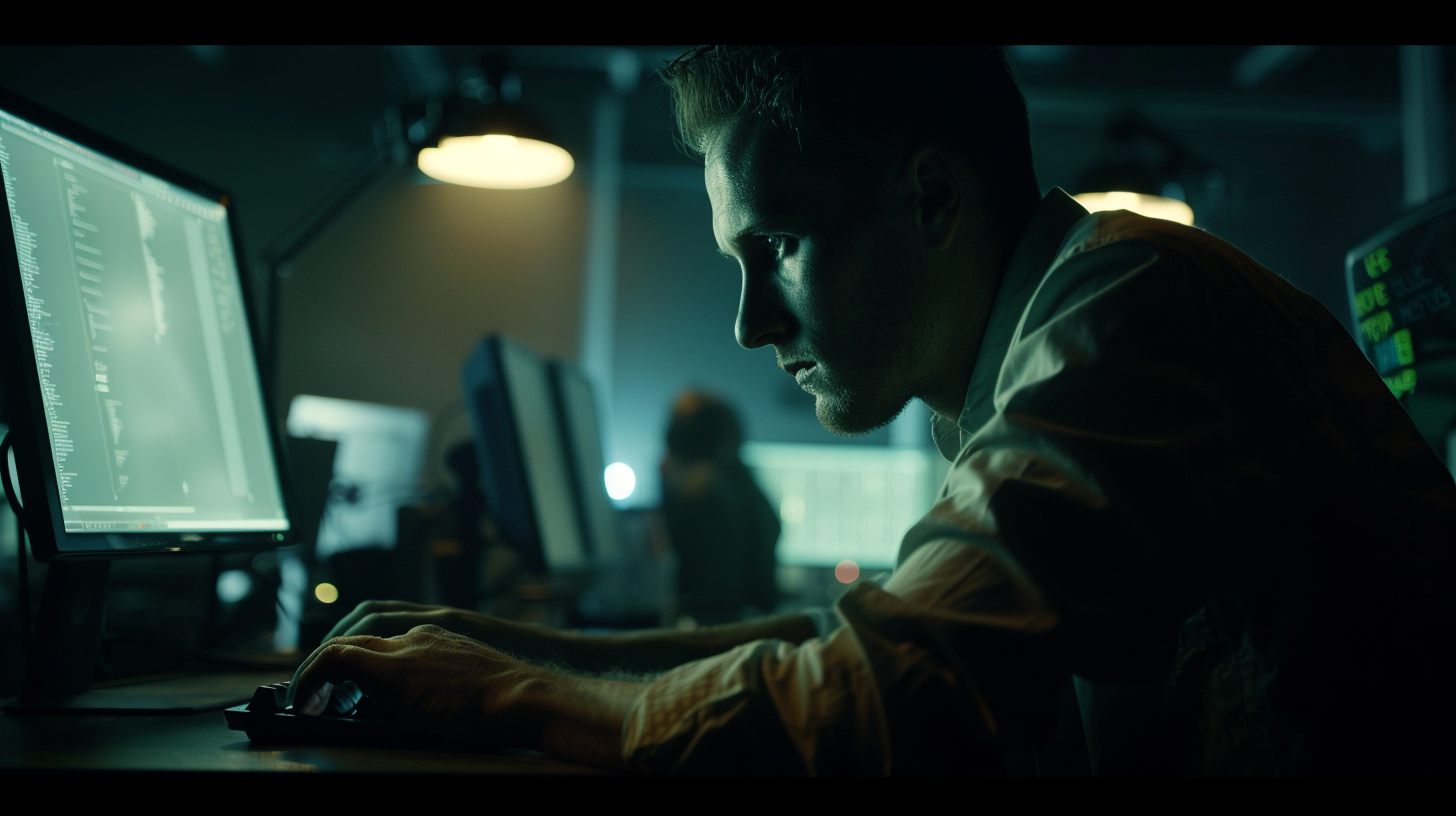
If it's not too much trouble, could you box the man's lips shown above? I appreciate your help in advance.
[782,361,816,377]
[782,360,817,386]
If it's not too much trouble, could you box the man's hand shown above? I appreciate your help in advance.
[317,600,581,669]
[285,625,642,770]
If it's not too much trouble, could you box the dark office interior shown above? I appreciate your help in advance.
[0,45,1452,778]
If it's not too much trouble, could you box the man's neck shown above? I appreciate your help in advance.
[916,198,1038,425]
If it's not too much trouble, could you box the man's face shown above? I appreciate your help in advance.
[707,119,934,435]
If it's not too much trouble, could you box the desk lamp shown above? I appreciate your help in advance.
[258,58,572,383]
[418,63,574,189]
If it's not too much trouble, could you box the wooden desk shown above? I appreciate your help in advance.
[0,674,602,776]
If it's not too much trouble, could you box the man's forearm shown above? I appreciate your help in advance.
[512,616,819,772]
[474,612,817,675]
[573,612,818,673]
[524,674,645,772]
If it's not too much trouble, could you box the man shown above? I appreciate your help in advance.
[288,46,1455,775]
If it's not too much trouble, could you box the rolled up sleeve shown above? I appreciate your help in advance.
[622,533,1065,775]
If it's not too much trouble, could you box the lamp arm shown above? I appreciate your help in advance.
[256,147,394,390]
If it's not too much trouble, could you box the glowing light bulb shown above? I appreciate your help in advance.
[604,462,636,501]
[417,134,573,189]
[314,582,339,604]
[1072,191,1195,226]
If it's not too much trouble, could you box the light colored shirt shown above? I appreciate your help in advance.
[620,189,1456,775]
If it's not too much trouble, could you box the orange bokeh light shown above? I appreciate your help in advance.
[835,559,860,584]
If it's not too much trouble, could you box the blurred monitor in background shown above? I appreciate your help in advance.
[1346,192,1456,473]
[741,442,939,574]
[285,395,429,558]
[549,360,622,565]
[660,391,779,625]
[461,335,588,576]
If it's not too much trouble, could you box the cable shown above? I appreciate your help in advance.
[0,431,32,646]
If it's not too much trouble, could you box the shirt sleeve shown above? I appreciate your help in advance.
[621,536,1064,775]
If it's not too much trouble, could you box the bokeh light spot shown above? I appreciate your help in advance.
[605,462,636,501]
[216,569,252,603]
[314,582,339,604]
[835,559,860,584]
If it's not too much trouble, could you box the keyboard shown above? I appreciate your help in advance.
[225,683,422,746]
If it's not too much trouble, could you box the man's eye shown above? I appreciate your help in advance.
[763,236,791,256]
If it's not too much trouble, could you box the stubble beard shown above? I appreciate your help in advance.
[808,290,940,436]
[804,341,916,437]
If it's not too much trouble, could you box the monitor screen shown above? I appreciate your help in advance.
[0,101,287,541]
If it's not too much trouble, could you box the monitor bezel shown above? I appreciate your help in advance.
[0,85,296,561]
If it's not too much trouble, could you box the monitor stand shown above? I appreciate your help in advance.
[3,561,288,716]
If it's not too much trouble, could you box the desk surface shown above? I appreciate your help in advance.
[0,674,602,776]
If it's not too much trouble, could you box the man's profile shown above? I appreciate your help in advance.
[286,46,1455,776]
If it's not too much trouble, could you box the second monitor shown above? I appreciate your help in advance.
[462,335,592,575]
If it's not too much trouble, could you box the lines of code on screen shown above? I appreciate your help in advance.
[0,107,286,537]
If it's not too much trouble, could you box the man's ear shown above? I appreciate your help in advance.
[908,148,963,252]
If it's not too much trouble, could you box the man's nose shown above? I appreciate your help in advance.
[735,270,793,350]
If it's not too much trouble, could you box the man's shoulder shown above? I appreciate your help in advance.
[1056,209,1209,260]
[1019,210,1279,340]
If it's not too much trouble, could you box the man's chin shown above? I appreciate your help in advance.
[813,392,902,437]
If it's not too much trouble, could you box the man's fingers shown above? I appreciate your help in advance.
[285,635,400,711]
[322,600,436,643]
[290,641,395,715]
[324,601,399,642]
[339,611,427,640]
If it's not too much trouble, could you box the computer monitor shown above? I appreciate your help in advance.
[549,360,621,564]
[0,88,292,704]
[1346,192,1456,468]
[285,394,429,559]
[461,335,588,574]
[739,442,939,570]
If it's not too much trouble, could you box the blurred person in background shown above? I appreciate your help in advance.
[660,391,779,626]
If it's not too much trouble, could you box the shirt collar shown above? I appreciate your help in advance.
[931,188,1089,460]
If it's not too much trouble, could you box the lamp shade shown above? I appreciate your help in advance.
[418,99,573,189]
[1072,191,1195,226]
[419,135,573,189]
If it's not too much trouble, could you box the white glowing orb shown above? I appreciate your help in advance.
[216,570,253,604]
[418,134,574,189]
[604,462,636,501]
[1072,191,1195,226]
